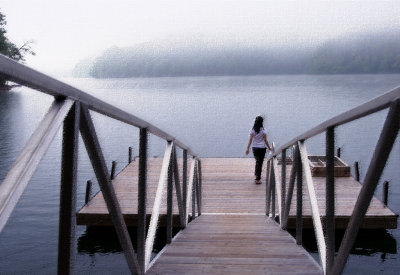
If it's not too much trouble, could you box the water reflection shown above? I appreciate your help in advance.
[290,229,397,256]
[78,227,126,255]
[0,91,22,181]
[77,226,180,256]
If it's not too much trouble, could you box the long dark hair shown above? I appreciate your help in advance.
[253,116,264,134]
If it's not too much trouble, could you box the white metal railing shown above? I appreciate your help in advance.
[265,85,400,275]
[0,54,202,274]
[144,142,202,270]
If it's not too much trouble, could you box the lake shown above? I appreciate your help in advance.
[0,74,399,274]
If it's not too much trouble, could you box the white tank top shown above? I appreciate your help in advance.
[251,128,267,148]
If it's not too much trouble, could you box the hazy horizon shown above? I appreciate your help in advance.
[2,0,400,77]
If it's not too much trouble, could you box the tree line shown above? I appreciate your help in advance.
[0,10,35,88]
[77,30,400,78]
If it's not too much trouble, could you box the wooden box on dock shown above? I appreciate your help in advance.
[308,155,350,177]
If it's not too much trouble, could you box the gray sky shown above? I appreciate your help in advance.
[2,0,399,76]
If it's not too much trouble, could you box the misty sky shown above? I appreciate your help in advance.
[2,0,399,76]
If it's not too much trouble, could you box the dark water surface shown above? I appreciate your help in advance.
[0,74,399,274]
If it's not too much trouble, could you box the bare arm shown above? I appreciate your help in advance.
[263,133,273,151]
[245,133,254,155]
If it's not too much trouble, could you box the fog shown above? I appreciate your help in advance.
[2,0,399,76]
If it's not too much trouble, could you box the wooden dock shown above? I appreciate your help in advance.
[147,215,321,274]
[75,157,398,274]
[77,158,397,229]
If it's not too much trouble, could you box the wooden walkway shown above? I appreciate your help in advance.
[77,158,397,229]
[147,215,321,274]
[76,157,398,274]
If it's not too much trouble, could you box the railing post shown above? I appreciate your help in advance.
[326,127,335,272]
[85,180,93,204]
[291,145,295,161]
[197,159,202,216]
[281,149,286,228]
[192,160,197,220]
[382,181,389,206]
[137,128,147,272]
[282,150,297,230]
[172,146,185,228]
[166,143,174,244]
[354,161,360,182]
[266,158,271,188]
[129,146,133,163]
[295,145,303,245]
[58,102,80,275]
[183,150,188,226]
[271,161,276,220]
[265,160,271,216]
[110,161,117,180]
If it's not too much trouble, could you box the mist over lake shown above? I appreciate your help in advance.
[73,29,400,78]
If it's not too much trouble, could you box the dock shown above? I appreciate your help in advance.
[147,215,321,274]
[76,156,397,273]
[77,158,397,229]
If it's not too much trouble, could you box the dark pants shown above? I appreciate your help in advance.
[252,147,266,181]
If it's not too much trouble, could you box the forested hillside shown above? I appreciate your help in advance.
[73,30,400,78]
[308,31,400,74]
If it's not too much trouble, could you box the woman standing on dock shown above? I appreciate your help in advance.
[245,116,273,184]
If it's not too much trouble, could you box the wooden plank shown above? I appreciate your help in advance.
[147,215,322,274]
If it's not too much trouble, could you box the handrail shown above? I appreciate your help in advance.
[0,53,202,274]
[0,54,196,156]
[265,85,400,275]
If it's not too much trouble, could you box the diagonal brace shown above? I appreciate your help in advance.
[79,104,142,275]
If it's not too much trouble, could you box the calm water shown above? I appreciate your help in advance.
[0,74,399,274]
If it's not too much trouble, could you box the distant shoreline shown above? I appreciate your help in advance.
[73,72,400,80]
[74,30,400,78]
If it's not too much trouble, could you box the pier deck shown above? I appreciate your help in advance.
[147,214,321,274]
[77,158,397,229]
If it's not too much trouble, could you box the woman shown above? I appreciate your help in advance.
[245,116,273,184]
